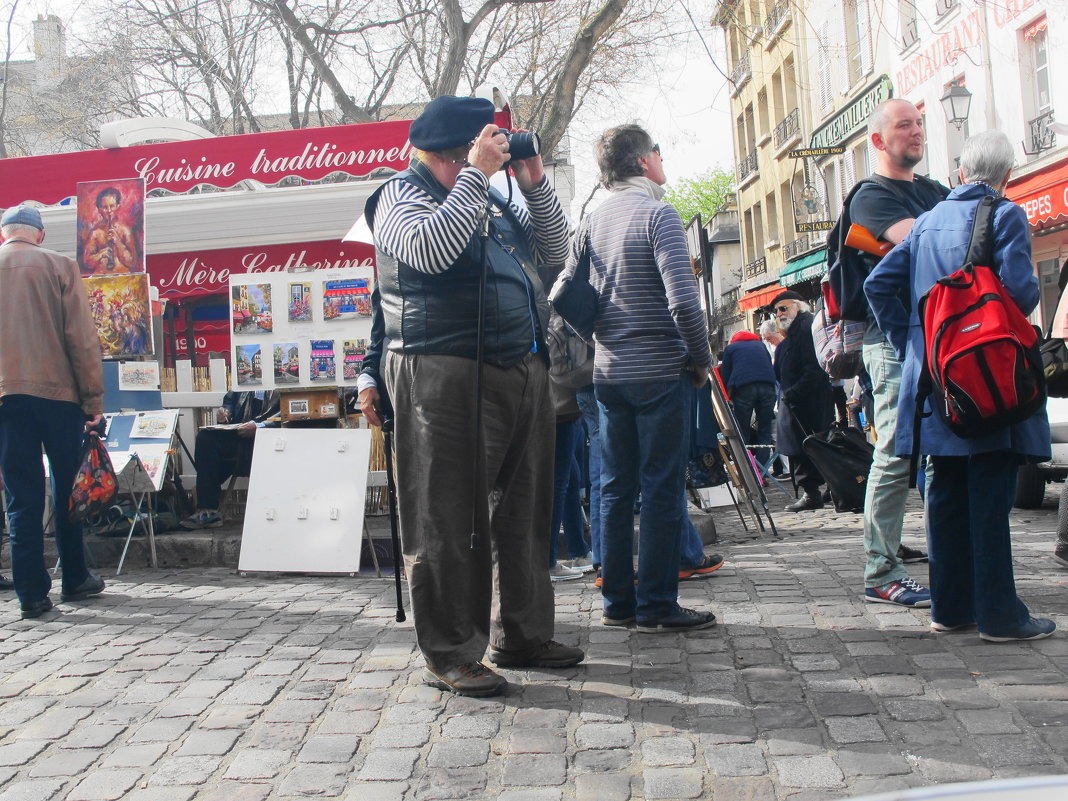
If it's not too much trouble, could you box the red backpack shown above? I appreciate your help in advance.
[914,195,1045,451]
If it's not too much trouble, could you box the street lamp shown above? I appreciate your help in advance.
[940,84,972,130]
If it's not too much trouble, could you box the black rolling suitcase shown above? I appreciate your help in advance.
[801,423,874,513]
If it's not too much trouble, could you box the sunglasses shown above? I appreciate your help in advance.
[774,303,794,313]
[651,144,661,157]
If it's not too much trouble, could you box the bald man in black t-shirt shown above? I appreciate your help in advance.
[849,99,949,609]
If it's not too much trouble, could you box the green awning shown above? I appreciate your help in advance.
[779,248,828,286]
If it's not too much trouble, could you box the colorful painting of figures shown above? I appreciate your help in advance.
[288,282,312,322]
[232,284,273,334]
[85,274,153,358]
[342,339,368,381]
[322,278,370,321]
[274,342,300,384]
[76,178,146,276]
[309,340,335,382]
[236,344,262,385]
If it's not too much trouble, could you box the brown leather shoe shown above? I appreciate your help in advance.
[489,639,585,669]
[422,662,506,697]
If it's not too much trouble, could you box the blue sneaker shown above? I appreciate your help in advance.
[180,510,223,530]
[979,617,1056,642]
[864,578,932,608]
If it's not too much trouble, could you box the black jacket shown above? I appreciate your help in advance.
[774,311,833,435]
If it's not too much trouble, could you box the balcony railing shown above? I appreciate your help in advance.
[774,108,800,149]
[764,1,791,37]
[1026,110,1057,155]
[900,18,919,51]
[783,233,823,261]
[737,150,758,183]
[730,53,751,94]
[744,257,768,280]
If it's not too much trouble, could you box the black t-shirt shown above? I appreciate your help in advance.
[849,176,949,241]
[848,175,949,339]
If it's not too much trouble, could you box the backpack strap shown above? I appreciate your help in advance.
[964,195,999,269]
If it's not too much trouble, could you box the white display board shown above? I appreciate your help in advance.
[237,428,372,574]
[229,266,374,390]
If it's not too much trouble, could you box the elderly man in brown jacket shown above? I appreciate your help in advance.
[0,205,106,619]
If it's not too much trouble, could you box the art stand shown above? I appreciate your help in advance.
[111,453,158,575]
[707,368,779,537]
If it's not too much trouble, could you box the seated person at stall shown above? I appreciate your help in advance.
[180,390,279,529]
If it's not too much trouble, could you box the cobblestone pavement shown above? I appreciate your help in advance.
[0,490,1065,801]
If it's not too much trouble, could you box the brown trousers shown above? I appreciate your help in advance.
[384,351,556,671]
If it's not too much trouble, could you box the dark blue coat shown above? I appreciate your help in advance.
[719,337,775,392]
[864,183,1050,460]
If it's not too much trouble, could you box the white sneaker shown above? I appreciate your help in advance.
[562,552,595,573]
[549,563,583,582]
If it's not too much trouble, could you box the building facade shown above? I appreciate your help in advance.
[714,0,1068,325]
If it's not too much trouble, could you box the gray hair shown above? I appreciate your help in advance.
[759,319,781,337]
[1,223,41,240]
[959,130,1014,185]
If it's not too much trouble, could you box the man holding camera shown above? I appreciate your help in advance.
[363,96,581,696]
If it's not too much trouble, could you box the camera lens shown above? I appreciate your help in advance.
[503,131,540,162]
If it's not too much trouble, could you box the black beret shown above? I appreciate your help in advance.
[769,290,805,308]
[409,96,496,153]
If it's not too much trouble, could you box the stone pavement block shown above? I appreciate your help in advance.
[147,755,223,786]
[574,722,634,749]
[763,729,825,756]
[825,716,888,744]
[642,767,704,799]
[369,724,430,749]
[754,704,815,729]
[66,768,143,801]
[178,680,233,699]
[711,776,777,801]
[297,733,361,762]
[27,747,98,777]
[0,698,53,726]
[318,710,381,735]
[696,717,757,744]
[0,739,48,766]
[245,722,310,750]
[440,713,500,739]
[974,734,1055,767]
[411,767,486,799]
[128,716,195,743]
[704,742,766,775]
[574,772,631,801]
[174,729,242,756]
[156,697,212,718]
[508,729,566,754]
[222,748,292,780]
[356,749,419,781]
[124,789,197,801]
[501,754,567,786]
[884,698,946,721]
[276,763,349,796]
[774,755,845,788]
[956,709,1022,734]
[219,678,287,706]
[0,779,67,801]
[835,745,912,777]
[102,743,169,768]
[193,782,272,801]
[427,738,490,768]
[908,745,992,782]
[810,692,877,717]
[497,791,563,801]
[340,782,408,801]
[572,749,632,773]
[263,699,328,723]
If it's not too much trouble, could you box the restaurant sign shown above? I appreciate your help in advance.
[809,76,893,151]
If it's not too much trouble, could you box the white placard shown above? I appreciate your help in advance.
[118,361,161,391]
[238,429,372,574]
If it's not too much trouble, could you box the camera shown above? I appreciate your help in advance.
[501,129,541,162]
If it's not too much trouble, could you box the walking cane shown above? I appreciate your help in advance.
[470,208,491,550]
[381,419,405,623]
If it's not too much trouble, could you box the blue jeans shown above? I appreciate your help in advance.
[0,395,90,604]
[597,373,690,622]
[680,497,705,569]
[576,388,602,566]
[549,420,589,565]
[861,339,911,587]
[730,382,776,447]
[926,452,1030,633]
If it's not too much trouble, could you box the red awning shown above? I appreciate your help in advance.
[1007,155,1068,232]
[1024,16,1047,41]
[737,283,786,312]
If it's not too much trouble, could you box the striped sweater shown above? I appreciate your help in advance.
[579,185,712,383]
